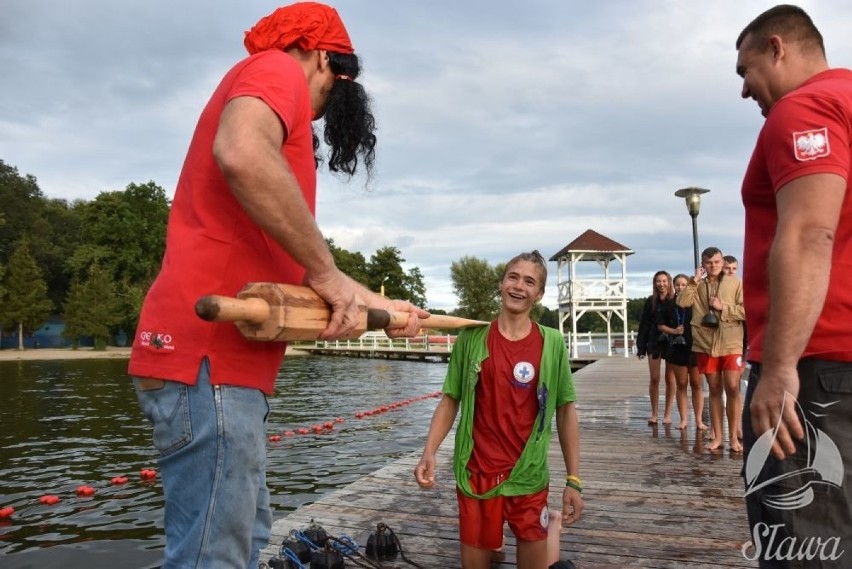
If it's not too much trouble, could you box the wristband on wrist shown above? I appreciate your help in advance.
[565,474,583,493]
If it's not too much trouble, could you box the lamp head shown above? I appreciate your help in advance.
[674,187,710,217]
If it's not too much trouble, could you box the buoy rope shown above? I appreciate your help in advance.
[278,546,308,569]
[268,390,441,440]
[326,534,382,568]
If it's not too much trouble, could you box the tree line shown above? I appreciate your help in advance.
[0,159,644,349]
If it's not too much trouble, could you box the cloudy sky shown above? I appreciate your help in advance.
[2,0,850,310]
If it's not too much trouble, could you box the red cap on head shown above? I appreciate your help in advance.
[244,2,354,55]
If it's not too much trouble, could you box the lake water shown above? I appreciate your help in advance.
[0,355,447,568]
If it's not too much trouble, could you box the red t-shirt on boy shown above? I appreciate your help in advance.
[468,323,544,475]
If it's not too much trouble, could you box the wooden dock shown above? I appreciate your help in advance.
[261,357,756,568]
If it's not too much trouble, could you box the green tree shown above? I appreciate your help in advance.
[115,278,149,342]
[366,246,408,299]
[35,198,81,308]
[449,256,501,321]
[327,238,369,285]
[0,160,43,265]
[68,181,170,286]
[403,266,427,307]
[0,162,75,307]
[538,306,560,329]
[0,241,53,349]
[63,265,123,350]
[0,205,5,303]
[627,297,646,332]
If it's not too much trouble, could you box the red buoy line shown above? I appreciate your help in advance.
[354,390,441,419]
[0,468,159,521]
[267,390,442,442]
[2,391,444,520]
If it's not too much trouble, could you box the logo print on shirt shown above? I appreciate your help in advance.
[793,128,830,161]
[513,361,535,384]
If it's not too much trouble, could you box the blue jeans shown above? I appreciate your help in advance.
[134,358,272,569]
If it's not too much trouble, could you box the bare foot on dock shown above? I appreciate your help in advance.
[730,440,744,453]
[648,416,658,425]
[662,415,672,425]
[696,422,708,431]
[706,438,724,451]
[677,421,688,430]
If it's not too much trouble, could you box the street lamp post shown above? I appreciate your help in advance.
[674,186,718,327]
[674,187,710,269]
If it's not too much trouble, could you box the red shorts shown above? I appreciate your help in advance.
[456,471,549,549]
[696,353,743,374]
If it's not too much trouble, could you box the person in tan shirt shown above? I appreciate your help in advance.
[677,247,745,451]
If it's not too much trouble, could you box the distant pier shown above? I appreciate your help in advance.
[292,332,599,369]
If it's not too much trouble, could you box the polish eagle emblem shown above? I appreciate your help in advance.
[793,128,830,161]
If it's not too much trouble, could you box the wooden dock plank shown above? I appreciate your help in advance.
[261,356,756,568]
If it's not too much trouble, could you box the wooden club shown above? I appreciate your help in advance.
[195,282,487,342]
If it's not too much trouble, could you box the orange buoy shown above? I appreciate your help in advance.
[323,421,334,430]
[268,434,282,442]
[0,507,14,518]
[110,476,129,485]
[311,425,323,433]
[297,428,310,435]
[140,469,157,480]
[39,495,60,505]
[284,431,295,437]
[76,485,96,497]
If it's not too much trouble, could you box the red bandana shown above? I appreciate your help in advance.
[244,2,354,55]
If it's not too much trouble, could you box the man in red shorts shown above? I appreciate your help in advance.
[414,250,583,569]
[677,246,745,452]
[736,5,852,566]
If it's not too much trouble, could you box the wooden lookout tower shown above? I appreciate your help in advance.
[549,230,634,357]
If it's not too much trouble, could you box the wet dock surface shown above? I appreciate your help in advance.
[261,356,756,568]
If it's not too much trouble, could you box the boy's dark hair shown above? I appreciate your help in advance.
[701,246,723,261]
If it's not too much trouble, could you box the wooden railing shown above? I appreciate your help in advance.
[563,331,637,357]
[296,331,457,352]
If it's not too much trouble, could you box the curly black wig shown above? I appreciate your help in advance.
[312,51,376,179]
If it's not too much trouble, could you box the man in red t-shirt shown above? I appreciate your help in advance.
[128,4,426,567]
[736,5,852,565]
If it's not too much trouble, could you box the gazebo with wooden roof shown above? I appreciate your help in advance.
[549,229,634,358]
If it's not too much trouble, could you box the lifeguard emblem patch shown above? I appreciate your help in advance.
[793,127,830,161]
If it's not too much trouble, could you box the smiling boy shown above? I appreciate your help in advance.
[414,250,583,569]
